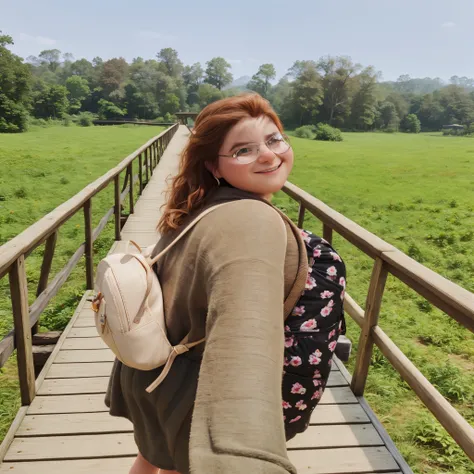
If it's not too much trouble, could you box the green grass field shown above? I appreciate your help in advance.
[275,132,474,473]
[0,127,473,472]
[0,124,163,445]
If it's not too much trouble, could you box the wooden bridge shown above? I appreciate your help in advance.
[0,125,473,473]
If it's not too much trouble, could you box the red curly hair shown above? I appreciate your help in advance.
[158,93,284,234]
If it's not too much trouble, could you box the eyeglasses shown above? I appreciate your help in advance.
[218,133,291,164]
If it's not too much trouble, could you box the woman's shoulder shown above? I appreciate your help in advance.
[197,199,286,236]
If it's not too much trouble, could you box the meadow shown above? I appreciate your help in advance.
[275,131,474,473]
[0,124,163,446]
[0,126,473,473]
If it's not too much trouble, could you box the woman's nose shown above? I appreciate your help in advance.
[256,144,275,163]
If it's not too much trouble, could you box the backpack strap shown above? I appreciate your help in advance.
[147,202,234,267]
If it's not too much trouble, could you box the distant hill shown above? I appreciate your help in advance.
[223,75,251,90]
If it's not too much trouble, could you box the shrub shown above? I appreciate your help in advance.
[62,115,73,127]
[294,125,315,139]
[314,123,343,142]
[77,112,94,127]
[402,114,421,133]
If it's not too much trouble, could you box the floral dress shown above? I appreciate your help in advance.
[283,229,347,441]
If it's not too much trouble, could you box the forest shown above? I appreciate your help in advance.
[1,30,474,133]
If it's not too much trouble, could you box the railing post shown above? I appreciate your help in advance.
[114,175,121,241]
[138,153,143,194]
[84,200,94,289]
[33,231,58,334]
[351,257,388,396]
[128,163,134,215]
[297,202,305,228]
[145,148,149,183]
[149,146,153,176]
[323,224,333,245]
[9,256,36,405]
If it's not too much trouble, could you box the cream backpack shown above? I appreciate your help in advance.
[92,203,232,393]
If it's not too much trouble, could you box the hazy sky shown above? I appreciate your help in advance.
[2,0,474,82]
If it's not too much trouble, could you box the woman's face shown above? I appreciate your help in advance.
[214,116,294,200]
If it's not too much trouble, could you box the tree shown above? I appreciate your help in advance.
[401,114,421,133]
[375,101,399,130]
[317,56,361,125]
[124,82,158,119]
[437,85,474,125]
[65,76,90,113]
[33,83,69,118]
[183,63,204,92]
[247,63,276,98]
[0,32,32,132]
[97,98,126,119]
[38,49,62,72]
[99,58,129,97]
[157,48,183,78]
[282,61,323,127]
[350,67,378,130]
[204,57,233,90]
[197,83,223,107]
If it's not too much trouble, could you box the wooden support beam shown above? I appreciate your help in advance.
[9,256,35,405]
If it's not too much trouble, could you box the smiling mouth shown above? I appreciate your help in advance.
[256,163,282,174]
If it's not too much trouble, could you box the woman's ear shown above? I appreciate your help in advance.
[205,161,221,178]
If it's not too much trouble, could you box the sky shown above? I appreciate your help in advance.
[2,0,474,82]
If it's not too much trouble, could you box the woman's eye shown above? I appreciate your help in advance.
[268,134,283,144]
[236,147,252,156]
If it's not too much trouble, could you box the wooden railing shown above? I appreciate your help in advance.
[282,181,474,462]
[0,123,178,406]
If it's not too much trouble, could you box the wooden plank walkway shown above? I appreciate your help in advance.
[0,126,406,473]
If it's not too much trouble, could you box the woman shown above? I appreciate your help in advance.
[105,93,346,474]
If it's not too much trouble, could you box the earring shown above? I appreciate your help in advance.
[213,175,221,186]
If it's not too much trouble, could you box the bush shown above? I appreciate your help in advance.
[77,112,94,127]
[314,123,343,142]
[62,115,73,127]
[294,125,315,139]
[154,116,165,123]
[402,114,421,133]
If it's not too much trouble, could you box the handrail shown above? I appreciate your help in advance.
[0,123,178,406]
[0,124,177,279]
[281,181,474,462]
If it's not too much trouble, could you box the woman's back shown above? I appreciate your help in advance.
[106,188,307,473]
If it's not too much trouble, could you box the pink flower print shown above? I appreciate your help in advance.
[283,415,286,421]
[292,305,305,317]
[328,358,333,367]
[309,350,322,365]
[328,340,338,352]
[289,415,302,424]
[282,400,292,410]
[330,252,342,262]
[313,379,321,387]
[295,400,308,411]
[321,303,334,317]
[285,336,295,348]
[313,248,322,258]
[327,266,337,277]
[313,369,322,379]
[300,319,317,331]
[311,388,323,400]
[291,382,306,395]
[320,290,334,299]
[300,230,311,243]
[285,325,290,332]
[289,356,302,367]
[339,276,346,288]
[283,358,290,367]
[305,275,317,290]
[328,329,336,339]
